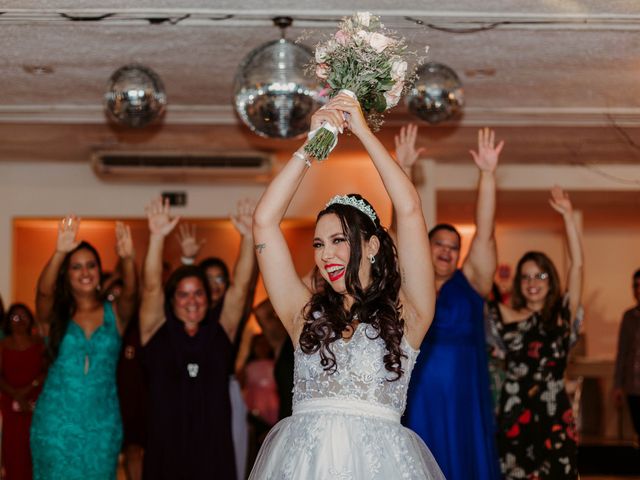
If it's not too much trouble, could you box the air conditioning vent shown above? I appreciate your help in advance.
[92,150,273,182]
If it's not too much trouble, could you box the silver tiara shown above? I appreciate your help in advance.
[325,195,377,224]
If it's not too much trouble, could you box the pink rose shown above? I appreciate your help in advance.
[391,60,408,81]
[383,91,401,108]
[368,33,394,53]
[315,63,330,80]
[389,81,403,96]
[383,81,404,108]
[334,30,349,45]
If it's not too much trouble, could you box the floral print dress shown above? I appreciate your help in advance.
[492,301,578,479]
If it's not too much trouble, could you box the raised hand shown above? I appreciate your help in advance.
[310,105,346,134]
[145,197,180,237]
[56,215,80,253]
[394,124,426,171]
[177,223,205,259]
[231,198,256,237]
[326,92,369,138]
[115,221,134,259]
[549,186,573,216]
[470,127,504,173]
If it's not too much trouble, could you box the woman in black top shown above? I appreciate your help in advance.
[139,197,255,480]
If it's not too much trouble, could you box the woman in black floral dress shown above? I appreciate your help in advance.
[493,186,583,479]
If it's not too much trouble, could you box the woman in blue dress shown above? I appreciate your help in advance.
[31,216,138,480]
[398,126,503,479]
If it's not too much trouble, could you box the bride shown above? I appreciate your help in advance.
[249,92,444,479]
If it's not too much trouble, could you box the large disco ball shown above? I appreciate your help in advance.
[234,38,324,139]
[104,64,167,128]
[407,62,464,124]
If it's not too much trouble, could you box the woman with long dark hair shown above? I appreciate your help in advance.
[0,303,45,480]
[248,93,444,479]
[493,187,583,479]
[139,198,255,480]
[30,217,137,480]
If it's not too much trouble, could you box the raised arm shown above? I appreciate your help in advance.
[253,108,343,338]
[35,215,80,327]
[462,128,503,297]
[219,199,258,342]
[113,221,138,334]
[390,124,426,233]
[549,186,583,319]
[139,198,180,345]
[177,223,206,265]
[333,93,434,347]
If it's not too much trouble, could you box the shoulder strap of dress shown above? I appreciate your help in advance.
[103,301,117,331]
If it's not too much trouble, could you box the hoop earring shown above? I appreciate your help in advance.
[369,254,375,265]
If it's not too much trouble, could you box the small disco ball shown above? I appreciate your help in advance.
[233,38,324,139]
[104,64,167,128]
[407,62,464,124]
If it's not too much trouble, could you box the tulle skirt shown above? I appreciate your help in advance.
[248,398,445,479]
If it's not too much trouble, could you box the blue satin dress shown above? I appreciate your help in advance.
[405,270,500,480]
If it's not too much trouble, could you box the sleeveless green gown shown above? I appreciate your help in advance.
[31,302,122,480]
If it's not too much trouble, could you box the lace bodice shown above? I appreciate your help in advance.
[293,322,419,414]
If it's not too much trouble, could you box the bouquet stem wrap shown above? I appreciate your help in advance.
[304,89,356,161]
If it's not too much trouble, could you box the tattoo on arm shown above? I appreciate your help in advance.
[255,243,266,254]
[401,268,407,285]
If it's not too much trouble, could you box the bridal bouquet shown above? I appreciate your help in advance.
[305,12,422,160]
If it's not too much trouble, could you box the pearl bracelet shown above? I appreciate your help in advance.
[293,150,312,167]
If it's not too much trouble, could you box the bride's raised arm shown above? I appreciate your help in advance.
[253,107,346,339]
[332,93,435,346]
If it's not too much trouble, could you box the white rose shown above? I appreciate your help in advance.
[391,60,408,81]
[356,12,371,27]
[315,64,330,80]
[356,30,371,45]
[315,46,328,63]
[384,91,401,108]
[368,33,394,53]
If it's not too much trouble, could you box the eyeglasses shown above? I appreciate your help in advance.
[208,275,227,285]
[521,272,549,281]
[433,240,460,252]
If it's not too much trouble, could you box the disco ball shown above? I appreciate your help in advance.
[407,62,464,124]
[104,64,167,128]
[233,38,324,139]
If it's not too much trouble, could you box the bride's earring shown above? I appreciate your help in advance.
[369,254,375,265]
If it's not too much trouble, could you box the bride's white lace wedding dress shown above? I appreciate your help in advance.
[248,322,445,479]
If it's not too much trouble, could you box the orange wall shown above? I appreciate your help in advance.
[13,218,317,312]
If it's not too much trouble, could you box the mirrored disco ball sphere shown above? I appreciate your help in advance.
[407,62,464,124]
[104,64,167,128]
[234,39,324,139]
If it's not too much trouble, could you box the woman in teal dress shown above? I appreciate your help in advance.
[31,216,137,480]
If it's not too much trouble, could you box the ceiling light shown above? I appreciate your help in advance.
[407,62,464,124]
[233,17,324,139]
[104,64,167,128]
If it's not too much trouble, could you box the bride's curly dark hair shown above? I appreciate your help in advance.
[299,194,406,381]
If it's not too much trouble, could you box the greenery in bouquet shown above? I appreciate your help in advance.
[304,11,424,160]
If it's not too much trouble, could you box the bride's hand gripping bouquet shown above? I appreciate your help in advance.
[305,11,423,161]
